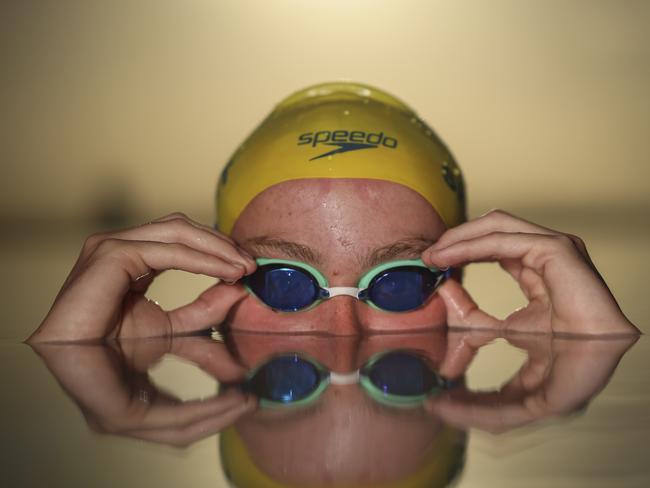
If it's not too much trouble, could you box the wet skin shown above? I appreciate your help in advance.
[228,178,449,334]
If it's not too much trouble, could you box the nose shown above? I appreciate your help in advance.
[317,295,363,336]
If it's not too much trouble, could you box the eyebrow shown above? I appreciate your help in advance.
[362,237,434,268]
[244,236,323,264]
[243,236,434,268]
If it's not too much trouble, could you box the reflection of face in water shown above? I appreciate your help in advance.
[220,331,467,487]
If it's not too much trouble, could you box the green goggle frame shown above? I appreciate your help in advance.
[243,258,449,313]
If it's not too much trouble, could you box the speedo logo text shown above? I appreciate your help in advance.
[297,130,398,161]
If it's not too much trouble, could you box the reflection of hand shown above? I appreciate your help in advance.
[426,329,637,433]
[30,336,256,447]
[28,213,256,342]
[423,210,639,335]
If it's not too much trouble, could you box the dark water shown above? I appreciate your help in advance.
[2,329,648,488]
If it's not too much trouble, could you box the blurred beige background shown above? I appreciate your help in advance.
[1,2,649,486]
[4,0,650,222]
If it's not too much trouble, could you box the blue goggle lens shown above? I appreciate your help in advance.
[367,352,439,396]
[248,355,321,403]
[366,267,441,312]
[245,264,319,312]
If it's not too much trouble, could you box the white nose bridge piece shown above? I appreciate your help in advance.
[325,287,363,299]
[330,370,360,385]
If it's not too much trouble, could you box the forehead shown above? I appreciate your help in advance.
[231,179,446,257]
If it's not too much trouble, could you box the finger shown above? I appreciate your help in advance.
[103,218,255,273]
[64,214,254,304]
[498,334,553,396]
[495,259,547,303]
[432,210,552,248]
[125,396,256,448]
[425,209,590,262]
[116,337,172,373]
[29,343,136,418]
[426,393,535,434]
[426,337,638,433]
[167,282,248,335]
[431,233,637,336]
[424,232,582,273]
[91,239,250,283]
[440,327,498,379]
[169,334,249,382]
[31,241,250,342]
[522,338,638,417]
[437,279,500,329]
[150,212,234,243]
[436,279,500,377]
[124,388,250,431]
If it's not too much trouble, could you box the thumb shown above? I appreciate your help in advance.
[436,280,500,379]
[438,279,499,328]
[168,282,248,334]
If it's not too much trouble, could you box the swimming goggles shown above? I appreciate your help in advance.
[242,258,450,313]
[235,350,455,408]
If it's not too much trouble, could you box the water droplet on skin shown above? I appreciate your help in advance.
[343,110,350,116]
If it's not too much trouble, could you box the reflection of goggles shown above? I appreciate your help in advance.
[243,258,450,313]
[239,350,455,408]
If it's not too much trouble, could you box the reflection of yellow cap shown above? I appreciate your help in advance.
[216,81,465,234]
[219,426,466,488]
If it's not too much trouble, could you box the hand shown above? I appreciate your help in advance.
[425,329,637,433]
[30,336,256,448]
[423,209,639,335]
[28,213,256,342]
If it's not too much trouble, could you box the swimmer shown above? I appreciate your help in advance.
[27,82,639,342]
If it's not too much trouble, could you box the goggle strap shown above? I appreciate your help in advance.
[324,287,362,298]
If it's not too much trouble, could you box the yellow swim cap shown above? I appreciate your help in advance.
[219,426,466,488]
[216,81,465,234]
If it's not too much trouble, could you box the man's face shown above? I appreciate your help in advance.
[229,179,448,333]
